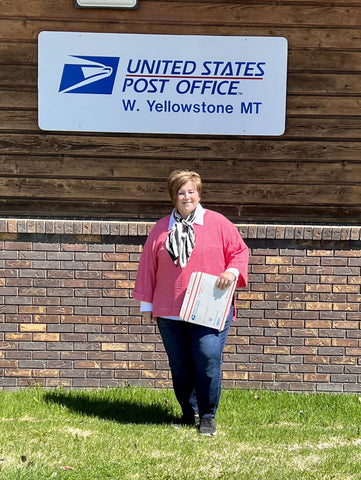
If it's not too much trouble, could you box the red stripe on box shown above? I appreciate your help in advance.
[183,272,202,322]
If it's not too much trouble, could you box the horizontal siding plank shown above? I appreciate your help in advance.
[286,96,361,117]
[1,134,361,161]
[284,118,361,140]
[1,157,361,186]
[1,21,360,50]
[0,198,358,223]
[0,66,37,87]
[1,2,360,27]
[0,91,35,108]
[0,177,360,206]
[288,74,361,95]
[2,112,361,140]
[288,51,361,73]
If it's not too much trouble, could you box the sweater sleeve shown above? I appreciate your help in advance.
[132,226,159,303]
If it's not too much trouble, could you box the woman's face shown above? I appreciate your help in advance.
[175,180,201,218]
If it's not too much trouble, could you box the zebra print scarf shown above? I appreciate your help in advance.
[166,205,200,268]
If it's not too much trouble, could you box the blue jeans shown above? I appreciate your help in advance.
[157,306,233,419]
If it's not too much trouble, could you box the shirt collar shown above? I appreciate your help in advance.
[168,204,205,229]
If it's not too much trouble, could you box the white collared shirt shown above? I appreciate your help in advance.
[168,204,205,229]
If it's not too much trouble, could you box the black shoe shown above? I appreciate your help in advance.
[199,417,217,436]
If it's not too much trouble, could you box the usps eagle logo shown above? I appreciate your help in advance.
[59,56,119,94]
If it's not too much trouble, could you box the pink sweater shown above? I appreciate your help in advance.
[133,209,249,318]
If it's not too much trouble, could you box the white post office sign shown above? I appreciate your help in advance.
[38,32,288,136]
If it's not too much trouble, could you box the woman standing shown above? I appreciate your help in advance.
[133,169,249,436]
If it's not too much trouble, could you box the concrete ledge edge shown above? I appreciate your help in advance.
[0,219,359,241]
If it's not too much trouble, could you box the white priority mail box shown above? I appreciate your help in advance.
[180,272,236,331]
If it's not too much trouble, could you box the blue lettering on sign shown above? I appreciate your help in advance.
[176,79,240,95]
[127,59,197,76]
[122,99,137,111]
[59,56,119,94]
[147,99,233,114]
[240,102,262,114]
[122,78,169,93]
[121,59,266,96]
[201,61,265,77]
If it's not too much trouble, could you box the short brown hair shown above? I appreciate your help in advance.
[167,169,202,206]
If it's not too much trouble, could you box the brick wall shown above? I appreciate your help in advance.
[0,219,360,392]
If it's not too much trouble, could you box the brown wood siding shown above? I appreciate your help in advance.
[1,0,360,223]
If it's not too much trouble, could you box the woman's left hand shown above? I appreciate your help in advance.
[216,271,236,290]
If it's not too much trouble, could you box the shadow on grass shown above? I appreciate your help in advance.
[44,389,176,425]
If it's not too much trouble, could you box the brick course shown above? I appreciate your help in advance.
[0,219,360,392]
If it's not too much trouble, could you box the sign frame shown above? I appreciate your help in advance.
[38,32,288,136]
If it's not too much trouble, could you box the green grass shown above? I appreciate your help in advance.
[1,387,361,479]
